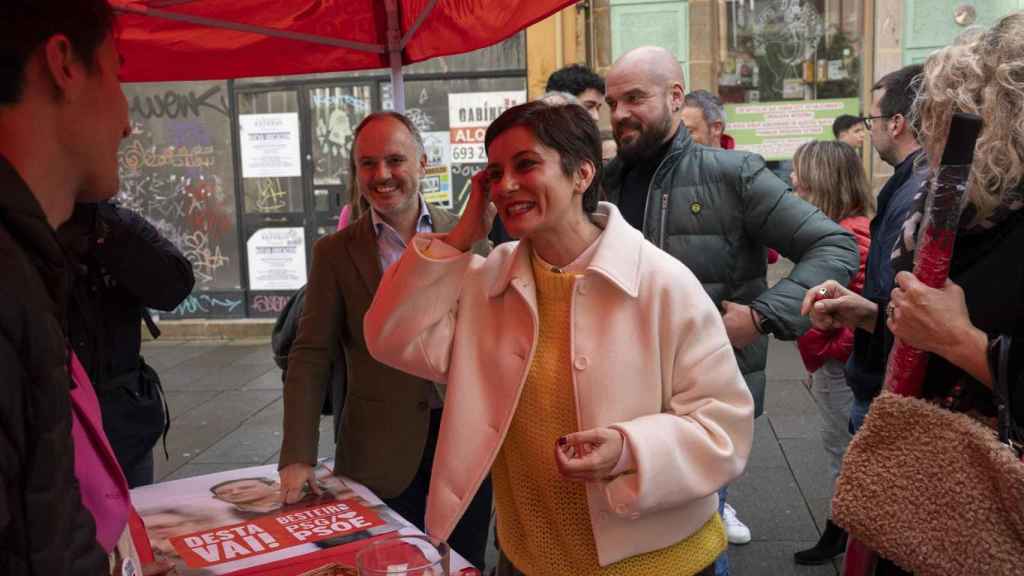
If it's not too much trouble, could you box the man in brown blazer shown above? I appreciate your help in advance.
[278,112,491,568]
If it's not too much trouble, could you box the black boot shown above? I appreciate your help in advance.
[794,519,848,565]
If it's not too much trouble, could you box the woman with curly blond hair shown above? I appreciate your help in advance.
[805,11,1024,575]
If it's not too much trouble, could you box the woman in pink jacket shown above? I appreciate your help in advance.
[364,101,753,575]
[790,140,873,566]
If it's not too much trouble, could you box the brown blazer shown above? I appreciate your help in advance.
[279,201,488,498]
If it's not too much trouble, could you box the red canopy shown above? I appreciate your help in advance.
[114,0,575,83]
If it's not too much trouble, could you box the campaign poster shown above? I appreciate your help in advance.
[132,462,407,575]
[246,227,306,291]
[724,98,860,160]
[239,113,302,178]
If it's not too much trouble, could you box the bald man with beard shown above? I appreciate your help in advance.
[602,46,859,576]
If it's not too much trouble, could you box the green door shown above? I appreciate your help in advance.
[610,0,689,85]
[903,0,1024,64]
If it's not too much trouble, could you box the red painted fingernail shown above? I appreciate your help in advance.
[557,436,567,446]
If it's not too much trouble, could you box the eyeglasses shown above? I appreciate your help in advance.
[862,115,893,129]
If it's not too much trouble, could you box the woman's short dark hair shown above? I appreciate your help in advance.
[0,0,116,105]
[485,101,603,213]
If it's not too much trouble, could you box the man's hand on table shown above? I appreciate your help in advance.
[280,462,322,504]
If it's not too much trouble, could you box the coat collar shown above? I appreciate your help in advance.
[604,123,694,203]
[487,202,643,299]
[0,155,69,322]
[370,196,433,236]
[0,156,63,264]
[426,201,459,233]
[347,212,383,294]
[348,197,459,294]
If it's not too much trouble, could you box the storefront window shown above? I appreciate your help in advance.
[714,0,864,167]
[718,0,862,104]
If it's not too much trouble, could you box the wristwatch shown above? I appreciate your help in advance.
[751,307,771,336]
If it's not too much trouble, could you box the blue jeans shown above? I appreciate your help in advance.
[714,485,730,576]
[849,396,872,434]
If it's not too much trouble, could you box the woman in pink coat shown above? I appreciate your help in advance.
[364,101,753,575]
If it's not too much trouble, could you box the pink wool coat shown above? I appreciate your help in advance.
[365,202,754,566]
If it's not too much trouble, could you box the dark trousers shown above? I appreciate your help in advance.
[383,409,493,569]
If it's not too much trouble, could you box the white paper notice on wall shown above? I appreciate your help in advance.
[247,227,306,290]
[239,113,302,178]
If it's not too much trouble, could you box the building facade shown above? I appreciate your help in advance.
[583,0,1024,183]
[124,2,1024,320]
[121,36,526,320]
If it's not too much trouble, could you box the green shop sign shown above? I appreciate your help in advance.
[724,98,860,161]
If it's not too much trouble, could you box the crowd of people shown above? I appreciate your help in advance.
[1,0,1022,574]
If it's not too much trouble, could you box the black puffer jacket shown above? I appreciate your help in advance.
[60,201,195,486]
[605,127,859,416]
[0,158,108,575]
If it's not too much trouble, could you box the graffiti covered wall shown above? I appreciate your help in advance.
[119,81,244,318]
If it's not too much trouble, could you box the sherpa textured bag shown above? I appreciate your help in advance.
[832,338,1024,576]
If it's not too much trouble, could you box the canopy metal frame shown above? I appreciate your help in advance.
[112,0,442,111]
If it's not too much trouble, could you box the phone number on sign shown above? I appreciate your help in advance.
[451,144,486,163]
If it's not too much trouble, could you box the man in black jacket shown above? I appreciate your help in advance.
[792,65,924,566]
[0,1,131,574]
[60,201,196,487]
[843,64,925,434]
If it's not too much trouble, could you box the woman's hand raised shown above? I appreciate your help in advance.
[446,170,497,252]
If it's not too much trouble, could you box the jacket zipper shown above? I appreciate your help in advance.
[659,192,669,249]
[642,152,675,249]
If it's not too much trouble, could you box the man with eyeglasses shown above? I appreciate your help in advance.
[845,64,925,432]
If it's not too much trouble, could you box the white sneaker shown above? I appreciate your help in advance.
[722,503,752,545]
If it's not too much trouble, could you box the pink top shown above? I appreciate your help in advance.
[336,204,353,231]
[69,350,131,552]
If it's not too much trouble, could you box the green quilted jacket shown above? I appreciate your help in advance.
[604,127,858,416]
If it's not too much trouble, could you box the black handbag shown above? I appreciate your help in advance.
[97,310,170,472]
[97,353,169,470]
[272,285,346,420]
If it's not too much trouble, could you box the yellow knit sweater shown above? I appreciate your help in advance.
[491,256,726,576]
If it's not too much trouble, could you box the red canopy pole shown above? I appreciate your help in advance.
[884,112,982,398]
[385,0,405,113]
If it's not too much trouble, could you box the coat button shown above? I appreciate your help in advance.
[574,356,589,371]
